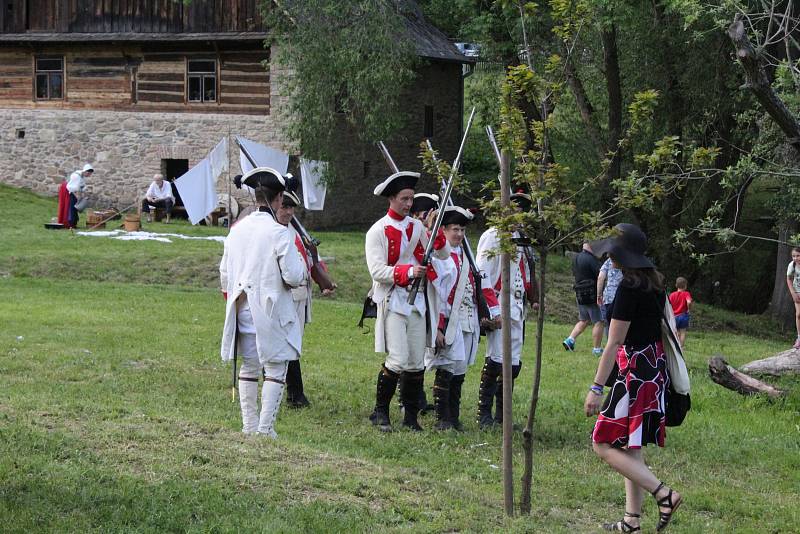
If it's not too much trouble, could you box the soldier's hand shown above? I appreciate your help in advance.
[436,330,445,348]
[412,265,427,279]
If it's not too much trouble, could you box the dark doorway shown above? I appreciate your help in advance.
[161,158,189,218]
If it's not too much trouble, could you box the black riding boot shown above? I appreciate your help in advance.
[495,363,522,425]
[285,360,310,408]
[400,370,425,431]
[477,358,501,429]
[432,369,454,430]
[370,365,399,432]
[449,373,466,431]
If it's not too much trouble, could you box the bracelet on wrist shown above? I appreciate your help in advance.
[592,381,604,388]
[589,385,603,396]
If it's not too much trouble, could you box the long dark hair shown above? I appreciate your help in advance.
[620,267,665,293]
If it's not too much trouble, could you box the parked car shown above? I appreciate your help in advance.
[454,42,481,58]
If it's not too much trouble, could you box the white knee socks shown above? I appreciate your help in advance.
[238,378,260,434]
[258,380,285,438]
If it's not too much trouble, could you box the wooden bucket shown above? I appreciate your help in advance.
[123,214,141,232]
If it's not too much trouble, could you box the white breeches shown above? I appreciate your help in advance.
[486,317,524,366]
[236,303,298,363]
[384,309,426,373]
[240,356,289,383]
[427,329,479,376]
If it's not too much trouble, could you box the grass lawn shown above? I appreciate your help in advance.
[1,185,799,532]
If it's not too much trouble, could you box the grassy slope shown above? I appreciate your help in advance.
[1,185,799,532]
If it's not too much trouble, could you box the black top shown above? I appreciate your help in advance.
[610,282,665,346]
[572,249,600,283]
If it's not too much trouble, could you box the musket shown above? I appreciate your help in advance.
[423,139,491,324]
[234,137,321,247]
[407,107,477,304]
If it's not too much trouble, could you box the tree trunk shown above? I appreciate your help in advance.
[563,54,605,159]
[519,248,545,515]
[708,356,785,398]
[602,23,623,182]
[768,221,797,330]
[740,349,800,376]
[728,16,800,156]
[499,150,514,517]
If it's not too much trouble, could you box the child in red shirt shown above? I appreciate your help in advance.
[669,277,693,347]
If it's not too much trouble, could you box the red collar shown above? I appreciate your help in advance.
[387,208,405,221]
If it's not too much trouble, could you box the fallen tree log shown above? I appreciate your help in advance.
[708,356,785,398]
[740,350,800,376]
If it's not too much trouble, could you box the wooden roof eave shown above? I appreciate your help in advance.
[0,32,271,43]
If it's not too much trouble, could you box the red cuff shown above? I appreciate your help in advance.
[438,313,446,330]
[222,291,228,301]
[426,263,437,282]
[432,228,446,250]
[482,287,499,308]
[393,264,412,286]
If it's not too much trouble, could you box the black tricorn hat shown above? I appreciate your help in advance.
[242,167,286,191]
[411,193,439,214]
[589,223,655,270]
[441,205,474,226]
[511,190,532,212]
[373,171,420,197]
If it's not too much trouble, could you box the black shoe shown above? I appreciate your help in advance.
[286,393,310,409]
[478,413,497,430]
[371,408,393,432]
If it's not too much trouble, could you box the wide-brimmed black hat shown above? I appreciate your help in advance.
[441,205,473,226]
[589,223,655,269]
[373,171,420,197]
[242,167,286,191]
[411,193,439,214]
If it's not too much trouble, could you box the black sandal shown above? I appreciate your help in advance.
[602,512,640,532]
[652,482,683,532]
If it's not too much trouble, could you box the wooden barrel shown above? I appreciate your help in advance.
[123,214,140,232]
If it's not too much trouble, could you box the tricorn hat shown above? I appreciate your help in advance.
[282,190,302,207]
[373,171,420,197]
[589,223,655,270]
[411,193,439,214]
[441,205,474,226]
[242,167,286,191]
[510,190,532,211]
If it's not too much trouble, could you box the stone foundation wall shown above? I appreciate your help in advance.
[0,61,464,229]
[0,107,287,210]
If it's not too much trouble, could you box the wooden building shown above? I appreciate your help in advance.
[0,0,470,227]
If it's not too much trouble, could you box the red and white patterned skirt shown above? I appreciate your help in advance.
[592,341,668,449]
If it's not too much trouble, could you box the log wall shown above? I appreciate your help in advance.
[0,44,269,114]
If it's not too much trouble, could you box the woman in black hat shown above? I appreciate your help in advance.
[584,224,683,533]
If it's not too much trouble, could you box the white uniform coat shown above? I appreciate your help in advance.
[365,211,451,353]
[219,211,306,364]
[289,226,313,325]
[476,228,532,365]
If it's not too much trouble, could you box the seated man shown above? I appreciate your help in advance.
[142,173,175,223]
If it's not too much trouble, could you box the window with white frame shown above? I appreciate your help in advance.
[35,57,64,100]
[187,59,217,103]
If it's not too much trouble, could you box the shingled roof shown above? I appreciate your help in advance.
[396,0,471,63]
